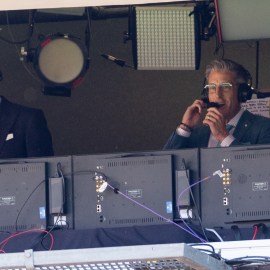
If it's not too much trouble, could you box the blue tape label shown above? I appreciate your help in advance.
[166,201,172,214]
[39,207,46,219]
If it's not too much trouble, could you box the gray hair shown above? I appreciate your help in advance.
[205,59,251,85]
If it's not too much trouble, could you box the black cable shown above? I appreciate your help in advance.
[29,231,52,251]
[181,158,209,242]
[226,256,270,267]
[43,163,67,234]
[15,180,46,232]
[213,31,224,58]
[255,41,259,89]
[1,10,35,45]
[189,243,215,253]
[35,163,67,250]
[0,35,30,44]
[193,248,221,260]
[25,10,36,61]
[57,162,66,207]
[85,8,91,58]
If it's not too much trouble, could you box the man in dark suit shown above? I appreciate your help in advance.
[164,58,270,149]
[0,96,54,158]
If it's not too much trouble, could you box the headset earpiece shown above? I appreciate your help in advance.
[237,68,253,103]
[238,83,253,103]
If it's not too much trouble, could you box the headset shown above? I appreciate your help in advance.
[201,69,253,104]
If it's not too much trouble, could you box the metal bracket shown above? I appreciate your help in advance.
[24,249,35,270]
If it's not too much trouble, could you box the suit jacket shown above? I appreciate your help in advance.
[164,110,270,149]
[0,96,54,159]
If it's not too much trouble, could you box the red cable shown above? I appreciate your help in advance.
[0,228,54,252]
[252,225,258,240]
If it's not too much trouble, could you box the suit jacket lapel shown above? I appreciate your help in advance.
[233,110,253,141]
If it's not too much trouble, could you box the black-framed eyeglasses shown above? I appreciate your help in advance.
[204,82,233,93]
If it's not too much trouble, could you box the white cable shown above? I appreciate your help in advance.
[205,228,224,242]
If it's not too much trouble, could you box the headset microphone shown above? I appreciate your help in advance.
[206,102,223,108]
[201,96,223,108]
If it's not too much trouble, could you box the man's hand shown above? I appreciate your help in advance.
[203,107,229,142]
[181,99,205,129]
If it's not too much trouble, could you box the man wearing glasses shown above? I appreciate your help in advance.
[164,58,270,149]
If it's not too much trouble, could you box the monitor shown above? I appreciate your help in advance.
[200,144,270,229]
[0,162,46,232]
[73,149,199,230]
[0,155,73,232]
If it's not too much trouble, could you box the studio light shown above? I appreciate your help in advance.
[131,5,200,70]
[33,34,89,96]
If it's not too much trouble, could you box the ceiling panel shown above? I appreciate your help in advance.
[0,0,195,11]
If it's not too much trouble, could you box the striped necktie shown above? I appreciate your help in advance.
[226,124,234,132]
